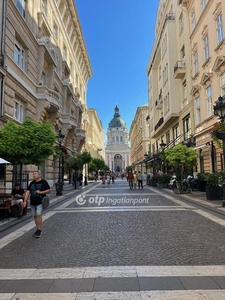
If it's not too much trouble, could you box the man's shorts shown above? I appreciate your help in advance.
[31,204,43,216]
[11,199,23,206]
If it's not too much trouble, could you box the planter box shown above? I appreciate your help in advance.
[206,186,221,200]
[214,132,225,140]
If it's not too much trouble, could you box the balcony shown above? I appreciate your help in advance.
[76,128,86,138]
[178,0,189,6]
[174,60,186,79]
[155,99,163,110]
[154,117,164,132]
[61,114,77,129]
[36,86,60,112]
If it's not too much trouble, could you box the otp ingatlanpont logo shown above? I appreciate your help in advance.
[75,195,86,205]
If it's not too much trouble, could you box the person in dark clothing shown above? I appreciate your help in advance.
[79,173,83,186]
[24,170,51,238]
[11,183,25,219]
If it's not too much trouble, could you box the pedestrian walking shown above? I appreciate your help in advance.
[137,171,143,189]
[133,171,137,189]
[127,170,134,189]
[143,172,147,186]
[24,170,51,238]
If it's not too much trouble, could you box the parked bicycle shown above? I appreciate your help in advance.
[172,177,192,194]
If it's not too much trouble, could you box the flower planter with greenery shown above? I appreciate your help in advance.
[210,122,225,148]
[204,172,223,200]
[197,172,207,192]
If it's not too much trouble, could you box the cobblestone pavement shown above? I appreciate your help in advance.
[1,180,225,298]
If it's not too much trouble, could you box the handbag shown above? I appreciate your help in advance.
[42,196,50,209]
[34,182,50,209]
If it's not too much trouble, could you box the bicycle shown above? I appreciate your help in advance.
[172,178,192,194]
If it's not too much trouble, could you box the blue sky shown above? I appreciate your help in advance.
[75,0,159,133]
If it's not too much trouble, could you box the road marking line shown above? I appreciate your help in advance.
[194,209,225,227]
[1,265,225,279]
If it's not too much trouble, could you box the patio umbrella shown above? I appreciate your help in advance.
[0,158,11,164]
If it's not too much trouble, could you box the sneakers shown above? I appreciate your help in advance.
[33,230,42,238]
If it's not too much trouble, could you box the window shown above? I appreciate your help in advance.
[191,11,196,30]
[179,12,184,33]
[203,34,210,61]
[216,13,224,44]
[183,115,190,140]
[201,0,206,11]
[15,0,25,18]
[116,136,119,142]
[14,101,24,122]
[183,81,187,101]
[120,136,123,142]
[206,85,213,117]
[166,131,170,145]
[53,24,58,40]
[14,44,25,70]
[63,46,67,60]
[196,97,201,124]
[42,0,47,15]
[220,72,225,96]
[193,51,199,74]
[172,124,179,143]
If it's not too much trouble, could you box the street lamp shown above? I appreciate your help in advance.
[152,153,157,187]
[159,140,167,173]
[56,129,65,196]
[144,152,148,173]
[213,95,225,207]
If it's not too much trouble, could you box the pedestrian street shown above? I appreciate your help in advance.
[1,179,225,299]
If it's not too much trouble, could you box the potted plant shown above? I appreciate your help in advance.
[197,172,207,192]
[204,172,223,200]
[156,175,164,189]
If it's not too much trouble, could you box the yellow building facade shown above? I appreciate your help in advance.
[84,108,105,160]
[129,105,150,172]
[179,0,225,172]
[147,0,225,173]
[0,0,92,186]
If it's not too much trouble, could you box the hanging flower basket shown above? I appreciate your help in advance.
[209,122,225,148]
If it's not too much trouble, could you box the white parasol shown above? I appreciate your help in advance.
[0,158,11,164]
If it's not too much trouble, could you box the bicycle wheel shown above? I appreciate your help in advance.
[173,182,181,194]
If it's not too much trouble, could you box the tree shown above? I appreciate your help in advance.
[91,158,108,171]
[0,117,57,166]
[165,144,198,170]
[88,162,97,174]
[80,150,92,165]
[165,144,198,189]
[126,165,133,172]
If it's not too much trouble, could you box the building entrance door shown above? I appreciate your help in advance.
[114,154,122,172]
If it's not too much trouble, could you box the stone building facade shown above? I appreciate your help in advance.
[147,0,225,173]
[105,106,130,172]
[0,0,92,186]
[84,108,105,160]
[129,105,150,172]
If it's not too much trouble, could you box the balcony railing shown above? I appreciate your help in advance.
[154,117,164,131]
[174,60,186,79]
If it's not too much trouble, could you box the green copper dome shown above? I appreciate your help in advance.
[108,106,126,128]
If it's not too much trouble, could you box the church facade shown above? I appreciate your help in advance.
[105,106,130,172]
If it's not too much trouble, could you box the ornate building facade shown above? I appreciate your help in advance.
[0,0,92,186]
[84,108,105,160]
[129,105,150,172]
[105,106,130,172]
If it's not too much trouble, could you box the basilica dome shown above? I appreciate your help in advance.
[108,105,126,128]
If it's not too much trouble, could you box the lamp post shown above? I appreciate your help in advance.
[56,129,65,196]
[213,95,225,207]
[152,153,157,187]
[159,140,167,173]
[144,153,148,173]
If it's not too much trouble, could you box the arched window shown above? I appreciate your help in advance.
[116,136,119,142]
[120,136,123,142]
